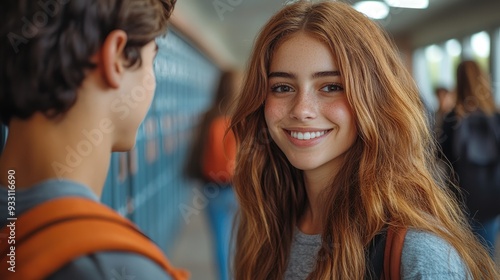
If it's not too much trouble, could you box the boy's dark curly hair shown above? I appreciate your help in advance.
[0,0,177,125]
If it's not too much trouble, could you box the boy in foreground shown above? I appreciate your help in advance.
[0,0,188,279]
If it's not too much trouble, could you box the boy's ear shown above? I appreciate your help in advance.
[100,30,128,89]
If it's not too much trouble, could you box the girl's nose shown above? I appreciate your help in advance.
[289,91,317,121]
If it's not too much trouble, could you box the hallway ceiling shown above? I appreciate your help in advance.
[171,0,492,69]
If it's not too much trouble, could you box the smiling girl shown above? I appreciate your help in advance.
[230,1,499,279]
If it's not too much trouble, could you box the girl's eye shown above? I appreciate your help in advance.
[320,84,343,92]
[271,84,294,93]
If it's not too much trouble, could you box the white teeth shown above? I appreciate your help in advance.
[290,130,328,140]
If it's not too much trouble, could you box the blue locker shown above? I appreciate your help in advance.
[108,29,221,254]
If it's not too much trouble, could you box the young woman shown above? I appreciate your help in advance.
[230,1,499,279]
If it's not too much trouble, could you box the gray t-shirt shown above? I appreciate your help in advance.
[284,227,468,279]
[0,179,173,280]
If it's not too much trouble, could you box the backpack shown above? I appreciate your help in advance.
[202,116,236,183]
[0,197,189,280]
[367,226,407,280]
[452,111,500,221]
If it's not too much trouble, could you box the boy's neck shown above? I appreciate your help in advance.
[0,114,112,198]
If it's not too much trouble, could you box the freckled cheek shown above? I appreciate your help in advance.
[264,98,287,126]
[323,100,356,128]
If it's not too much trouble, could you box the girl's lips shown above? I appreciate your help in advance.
[283,128,333,147]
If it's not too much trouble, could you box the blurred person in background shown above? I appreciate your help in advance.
[439,60,500,257]
[433,86,455,133]
[186,70,240,280]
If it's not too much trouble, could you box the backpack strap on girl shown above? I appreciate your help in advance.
[381,226,407,280]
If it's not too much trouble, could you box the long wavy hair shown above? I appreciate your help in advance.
[455,60,497,118]
[230,1,499,279]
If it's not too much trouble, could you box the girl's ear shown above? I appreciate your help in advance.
[100,30,128,89]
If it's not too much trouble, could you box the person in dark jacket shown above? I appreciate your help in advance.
[439,60,500,256]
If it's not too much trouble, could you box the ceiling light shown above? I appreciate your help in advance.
[445,39,461,57]
[353,1,390,20]
[384,0,429,9]
[471,31,490,58]
[425,45,443,63]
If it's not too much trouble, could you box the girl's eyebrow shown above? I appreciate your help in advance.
[268,71,295,79]
[268,71,341,79]
[312,71,341,78]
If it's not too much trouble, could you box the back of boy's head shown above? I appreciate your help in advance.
[0,0,177,126]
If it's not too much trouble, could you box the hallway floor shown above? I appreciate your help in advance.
[171,210,218,280]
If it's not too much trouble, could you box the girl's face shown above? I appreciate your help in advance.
[264,32,357,176]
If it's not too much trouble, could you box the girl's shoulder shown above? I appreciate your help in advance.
[401,229,468,279]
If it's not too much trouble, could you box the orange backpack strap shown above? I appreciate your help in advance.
[381,226,407,280]
[0,197,189,280]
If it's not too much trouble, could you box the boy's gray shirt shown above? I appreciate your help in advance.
[0,179,172,280]
[284,227,468,280]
